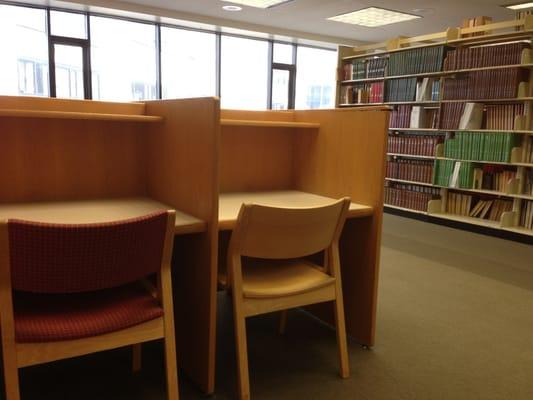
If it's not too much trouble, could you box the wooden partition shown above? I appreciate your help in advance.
[145,98,220,393]
[0,95,220,394]
[218,107,389,346]
[0,96,152,202]
[0,97,389,397]
[293,107,389,345]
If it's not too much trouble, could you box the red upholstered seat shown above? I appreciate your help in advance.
[14,283,163,343]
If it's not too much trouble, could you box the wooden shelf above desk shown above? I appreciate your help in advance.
[220,119,320,129]
[0,108,163,123]
[218,191,374,230]
[0,198,206,235]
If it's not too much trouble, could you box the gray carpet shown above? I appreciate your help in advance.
[8,216,533,399]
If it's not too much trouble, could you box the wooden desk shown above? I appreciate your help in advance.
[0,198,206,235]
[218,191,373,230]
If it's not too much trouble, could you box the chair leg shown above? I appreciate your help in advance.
[132,344,142,373]
[163,331,180,400]
[2,351,21,400]
[233,310,251,400]
[278,310,288,334]
[333,299,350,378]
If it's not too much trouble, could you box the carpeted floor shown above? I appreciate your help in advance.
[7,215,533,399]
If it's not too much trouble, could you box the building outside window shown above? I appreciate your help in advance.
[0,5,49,96]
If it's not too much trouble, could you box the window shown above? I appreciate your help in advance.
[295,46,337,109]
[90,16,157,101]
[50,10,87,39]
[161,27,216,99]
[273,43,294,64]
[0,5,49,96]
[221,36,269,110]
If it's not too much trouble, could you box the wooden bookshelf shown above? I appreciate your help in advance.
[338,17,533,239]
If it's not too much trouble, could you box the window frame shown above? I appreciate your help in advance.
[2,1,337,108]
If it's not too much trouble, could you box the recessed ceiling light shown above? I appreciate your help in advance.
[328,7,421,27]
[505,2,533,9]
[222,5,242,11]
[220,0,292,9]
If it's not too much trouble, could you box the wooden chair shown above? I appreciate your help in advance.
[227,198,351,400]
[0,211,179,400]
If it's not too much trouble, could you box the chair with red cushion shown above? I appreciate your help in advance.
[0,211,179,400]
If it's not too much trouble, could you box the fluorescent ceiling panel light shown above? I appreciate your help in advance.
[328,7,421,27]
[505,2,533,9]
[220,0,292,9]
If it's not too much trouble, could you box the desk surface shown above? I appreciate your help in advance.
[218,191,374,230]
[0,198,206,235]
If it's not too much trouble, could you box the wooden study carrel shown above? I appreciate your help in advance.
[0,95,389,394]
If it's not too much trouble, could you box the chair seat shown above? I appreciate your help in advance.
[242,259,335,299]
[14,283,163,343]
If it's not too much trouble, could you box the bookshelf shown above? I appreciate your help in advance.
[337,16,533,241]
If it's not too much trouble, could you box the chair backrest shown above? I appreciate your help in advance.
[6,211,173,294]
[229,198,351,259]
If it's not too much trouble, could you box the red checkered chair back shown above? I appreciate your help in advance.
[8,212,169,293]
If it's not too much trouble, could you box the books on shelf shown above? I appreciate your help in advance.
[440,103,466,130]
[386,159,434,183]
[386,78,417,102]
[387,45,446,76]
[522,136,533,164]
[446,192,473,216]
[434,160,475,188]
[389,106,439,129]
[444,131,520,162]
[458,103,483,129]
[475,165,516,192]
[520,200,533,229]
[523,168,533,196]
[447,192,512,220]
[341,57,387,81]
[389,105,412,128]
[384,182,440,212]
[340,82,384,104]
[485,104,524,130]
[387,133,443,156]
[443,42,529,70]
[442,68,527,100]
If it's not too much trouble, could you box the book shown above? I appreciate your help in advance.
[410,106,427,128]
[384,182,440,212]
[458,103,483,130]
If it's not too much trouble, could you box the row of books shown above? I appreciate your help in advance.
[446,192,512,221]
[524,169,533,196]
[384,183,440,212]
[485,104,524,131]
[442,68,526,100]
[446,192,473,216]
[387,134,443,156]
[440,103,466,130]
[410,107,440,129]
[434,160,475,189]
[443,132,520,163]
[386,77,417,102]
[443,42,528,71]
[520,200,533,229]
[415,78,440,102]
[339,82,384,104]
[471,198,512,221]
[522,136,533,164]
[340,57,388,81]
[387,45,446,77]
[478,166,516,193]
[386,159,434,184]
[389,105,412,128]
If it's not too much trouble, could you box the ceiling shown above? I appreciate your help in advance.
[29,0,523,46]
[118,0,518,42]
